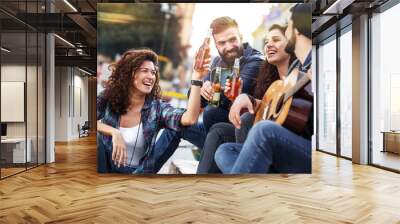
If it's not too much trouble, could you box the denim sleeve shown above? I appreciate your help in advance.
[240,57,264,96]
[159,100,187,131]
[97,92,108,121]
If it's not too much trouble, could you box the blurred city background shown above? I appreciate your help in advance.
[97,3,295,173]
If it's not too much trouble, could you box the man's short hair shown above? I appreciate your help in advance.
[290,3,312,39]
[210,16,239,35]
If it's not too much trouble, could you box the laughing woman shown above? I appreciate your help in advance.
[97,49,210,174]
[196,24,297,174]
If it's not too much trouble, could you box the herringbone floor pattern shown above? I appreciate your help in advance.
[1,135,400,223]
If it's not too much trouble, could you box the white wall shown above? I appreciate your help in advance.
[1,65,26,144]
[55,67,69,141]
[72,73,89,138]
[54,67,89,141]
[1,65,33,138]
[1,65,26,134]
[1,63,46,164]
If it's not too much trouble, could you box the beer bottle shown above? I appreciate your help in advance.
[228,58,242,101]
[210,67,222,107]
[194,28,212,72]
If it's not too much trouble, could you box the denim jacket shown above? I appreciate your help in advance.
[97,92,186,173]
[299,51,313,140]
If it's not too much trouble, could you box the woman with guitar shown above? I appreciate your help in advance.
[214,3,313,174]
[197,24,297,174]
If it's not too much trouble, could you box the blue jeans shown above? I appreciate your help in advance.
[235,112,254,143]
[153,105,230,173]
[104,148,137,173]
[196,113,255,174]
[196,122,235,174]
[153,123,206,172]
[215,120,311,174]
[97,133,137,174]
[203,105,230,133]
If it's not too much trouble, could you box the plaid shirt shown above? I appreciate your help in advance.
[97,93,186,173]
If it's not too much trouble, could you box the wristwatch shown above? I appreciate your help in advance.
[191,79,203,87]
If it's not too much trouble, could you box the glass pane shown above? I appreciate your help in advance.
[371,4,400,171]
[27,31,38,169]
[1,30,27,177]
[340,28,352,158]
[0,1,46,178]
[27,0,39,169]
[38,33,45,165]
[317,37,337,154]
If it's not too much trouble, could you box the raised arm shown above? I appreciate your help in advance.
[181,55,211,126]
[180,48,212,126]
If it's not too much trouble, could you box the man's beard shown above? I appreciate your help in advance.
[219,46,243,65]
[285,29,296,55]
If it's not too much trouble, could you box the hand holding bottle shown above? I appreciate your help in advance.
[201,81,214,101]
[210,67,222,107]
[194,28,212,74]
[224,79,232,98]
[227,58,241,101]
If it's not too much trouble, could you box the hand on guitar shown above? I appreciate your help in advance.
[229,94,254,129]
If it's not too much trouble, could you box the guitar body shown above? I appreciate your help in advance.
[254,79,293,125]
[254,68,313,135]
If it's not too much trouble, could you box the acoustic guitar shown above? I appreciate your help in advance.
[254,68,313,135]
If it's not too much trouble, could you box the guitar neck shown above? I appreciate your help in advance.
[284,72,310,102]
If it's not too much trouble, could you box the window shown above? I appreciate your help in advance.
[370,2,400,171]
[317,36,337,154]
[339,27,352,158]
[0,1,46,179]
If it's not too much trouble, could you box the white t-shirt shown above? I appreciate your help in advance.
[119,123,145,167]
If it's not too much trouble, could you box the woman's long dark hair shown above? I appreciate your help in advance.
[103,49,161,115]
[253,24,297,99]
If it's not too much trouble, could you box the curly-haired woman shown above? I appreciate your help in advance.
[97,49,210,173]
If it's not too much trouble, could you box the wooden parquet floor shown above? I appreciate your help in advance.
[1,167,26,178]
[1,135,400,223]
